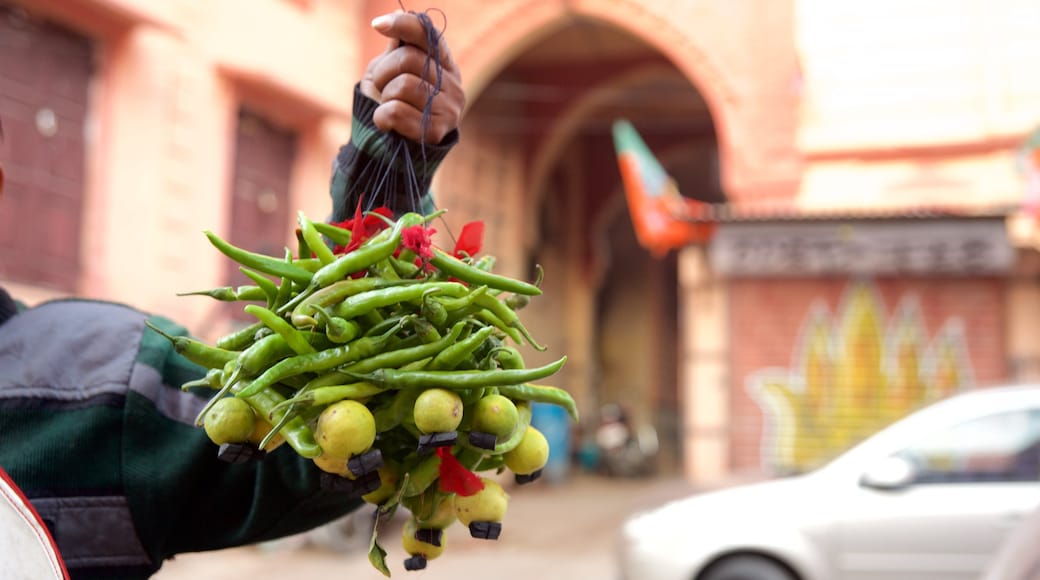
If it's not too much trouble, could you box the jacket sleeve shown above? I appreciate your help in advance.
[125,313,364,567]
[328,83,458,222]
[0,299,362,579]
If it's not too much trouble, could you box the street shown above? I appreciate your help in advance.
[152,473,699,580]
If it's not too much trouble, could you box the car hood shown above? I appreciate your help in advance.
[623,474,830,551]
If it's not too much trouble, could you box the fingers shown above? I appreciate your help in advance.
[365,11,465,144]
[366,44,452,98]
[371,11,456,71]
[373,97,461,144]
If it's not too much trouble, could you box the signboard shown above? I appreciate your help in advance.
[710,219,1013,276]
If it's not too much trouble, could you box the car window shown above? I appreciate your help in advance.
[895,409,1040,484]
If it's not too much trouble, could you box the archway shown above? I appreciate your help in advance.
[435,15,722,477]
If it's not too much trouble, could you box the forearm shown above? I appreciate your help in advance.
[329,84,458,221]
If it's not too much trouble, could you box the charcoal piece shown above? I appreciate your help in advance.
[319,470,382,497]
[404,554,428,571]
[216,442,266,464]
[414,527,443,547]
[347,448,385,477]
[468,431,497,450]
[468,520,502,540]
[417,431,457,455]
[515,469,543,485]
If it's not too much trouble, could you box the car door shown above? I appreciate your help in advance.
[833,407,1040,580]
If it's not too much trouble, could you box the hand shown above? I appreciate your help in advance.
[362,11,465,144]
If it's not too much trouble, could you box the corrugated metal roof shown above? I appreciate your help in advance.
[672,200,1020,223]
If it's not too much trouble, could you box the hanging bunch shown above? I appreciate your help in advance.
[153,206,575,576]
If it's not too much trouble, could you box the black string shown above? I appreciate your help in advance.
[349,8,448,218]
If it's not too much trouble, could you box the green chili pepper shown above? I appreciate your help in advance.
[231,378,321,458]
[342,321,465,375]
[331,282,468,321]
[274,249,298,310]
[273,381,384,413]
[312,221,352,247]
[238,267,279,309]
[287,276,420,323]
[473,292,545,351]
[496,383,579,421]
[204,230,313,285]
[145,322,239,369]
[298,211,336,266]
[311,305,361,343]
[402,453,441,498]
[215,321,265,351]
[234,331,333,378]
[409,315,443,343]
[420,287,448,327]
[436,285,488,313]
[348,356,567,391]
[243,304,316,356]
[308,212,424,290]
[294,227,311,263]
[426,324,494,371]
[234,320,404,398]
[486,345,525,370]
[504,293,530,311]
[390,255,421,278]
[429,248,541,296]
[177,285,268,302]
[180,367,224,392]
[304,321,465,392]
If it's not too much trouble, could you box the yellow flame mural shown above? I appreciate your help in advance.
[749,282,974,473]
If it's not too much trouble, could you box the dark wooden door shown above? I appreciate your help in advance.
[225,109,297,318]
[0,3,93,291]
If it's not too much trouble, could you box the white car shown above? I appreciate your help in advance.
[981,505,1040,580]
[618,385,1040,580]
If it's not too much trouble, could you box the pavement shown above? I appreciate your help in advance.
[152,472,701,580]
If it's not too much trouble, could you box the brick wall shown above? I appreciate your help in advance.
[728,275,1007,473]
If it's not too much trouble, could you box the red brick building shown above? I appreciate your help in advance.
[2,0,1039,483]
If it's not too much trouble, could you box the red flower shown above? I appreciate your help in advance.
[401,225,436,260]
[329,202,392,254]
[453,221,484,259]
[436,447,485,496]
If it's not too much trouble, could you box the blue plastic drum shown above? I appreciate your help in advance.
[529,402,571,483]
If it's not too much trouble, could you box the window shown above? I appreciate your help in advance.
[897,409,1040,484]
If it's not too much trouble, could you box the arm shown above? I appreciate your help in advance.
[329,11,465,220]
[0,300,360,578]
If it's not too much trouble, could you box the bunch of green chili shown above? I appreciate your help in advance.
[151,209,577,576]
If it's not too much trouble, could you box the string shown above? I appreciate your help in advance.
[347,6,448,218]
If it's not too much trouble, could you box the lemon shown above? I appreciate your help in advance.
[315,400,376,458]
[471,394,519,441]
[312,452,352,477]
[413,388,464,433]
[203,397,256,445]
[402,517,445,559]
[454,478,509,525]
[503,426,550,475]
[247,417,285,451]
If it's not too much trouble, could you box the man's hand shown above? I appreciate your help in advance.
[362,11,465,144]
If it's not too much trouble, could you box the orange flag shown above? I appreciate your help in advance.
[611,120,715,257]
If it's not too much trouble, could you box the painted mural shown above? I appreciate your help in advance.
[748,282,975,474]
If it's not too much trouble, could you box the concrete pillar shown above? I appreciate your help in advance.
[678,245,731,483]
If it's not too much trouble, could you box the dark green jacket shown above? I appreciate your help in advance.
[0,85,456,579]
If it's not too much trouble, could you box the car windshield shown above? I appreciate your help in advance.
[893,409,1040,484]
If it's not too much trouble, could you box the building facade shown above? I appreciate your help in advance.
[3,0,1040,484]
